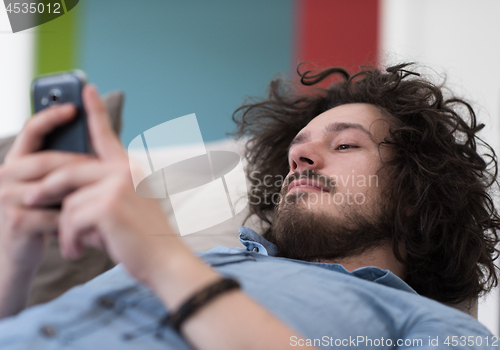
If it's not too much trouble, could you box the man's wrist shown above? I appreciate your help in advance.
[0,254,38,318]
[0,253,38,288]
[144,244,221,310]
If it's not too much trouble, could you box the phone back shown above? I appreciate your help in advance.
[32,71,90,153]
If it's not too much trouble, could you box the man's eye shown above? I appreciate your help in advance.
[336,144,358,150]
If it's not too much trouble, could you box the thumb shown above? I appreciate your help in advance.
[82,85,125,161]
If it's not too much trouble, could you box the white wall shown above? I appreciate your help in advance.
[380,0,500,336]
[0,5,34,138]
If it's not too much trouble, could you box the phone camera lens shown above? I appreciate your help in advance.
[48,89,62,105]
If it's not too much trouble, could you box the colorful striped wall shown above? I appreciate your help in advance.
[2,0,381,142]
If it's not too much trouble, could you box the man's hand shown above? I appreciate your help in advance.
[0,104,84,270]
[21,86,186,283]
[0,85,183,318]
[0,103,89,317]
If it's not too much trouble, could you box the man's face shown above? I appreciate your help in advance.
[267,103,394,260]
[284,103,391,217]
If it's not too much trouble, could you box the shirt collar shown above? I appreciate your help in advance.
[237,226,417,295]
[238,226,279,256]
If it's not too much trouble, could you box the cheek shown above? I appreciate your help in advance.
[330,161,380,191]
[327,165,382,210]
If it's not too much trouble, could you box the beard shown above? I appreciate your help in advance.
[263,170,394,261]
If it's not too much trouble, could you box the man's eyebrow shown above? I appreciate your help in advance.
[288,122,376,152]
[324,122,375,142]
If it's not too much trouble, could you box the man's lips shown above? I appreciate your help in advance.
[287,179,331,193]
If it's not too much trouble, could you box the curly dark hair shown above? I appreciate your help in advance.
[231,63,500,304]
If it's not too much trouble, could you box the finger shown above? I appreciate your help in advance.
[24,160,106,206]
[0,152,92,183]
[0,181,43,206]
[5,104,77,162]
[59,188,108,259]
[1,206,60,238]
[64,229,107,259]
[80,230,107,252]
[82,85,125,161]
[59,173,110,212]
[59,224,86,259]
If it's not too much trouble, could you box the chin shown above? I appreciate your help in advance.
[282,191,335,211]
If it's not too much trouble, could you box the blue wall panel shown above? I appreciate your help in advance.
[80,0,293,146]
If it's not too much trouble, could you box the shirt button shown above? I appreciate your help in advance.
[252,247,259,252]
[40,325,57,338]
[98,297,115,309]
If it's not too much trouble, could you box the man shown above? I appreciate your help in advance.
[0,63,497,349]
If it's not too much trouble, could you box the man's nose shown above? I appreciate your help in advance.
[289,143,324,172]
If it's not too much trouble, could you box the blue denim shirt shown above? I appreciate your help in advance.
[0,227,494,349]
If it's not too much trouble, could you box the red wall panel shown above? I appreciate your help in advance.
[295,0,380,72]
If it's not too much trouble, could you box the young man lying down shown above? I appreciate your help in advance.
[0,63,498,349]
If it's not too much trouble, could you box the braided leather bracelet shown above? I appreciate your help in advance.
[161,277,241,332]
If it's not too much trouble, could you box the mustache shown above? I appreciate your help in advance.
[283,170,336,193]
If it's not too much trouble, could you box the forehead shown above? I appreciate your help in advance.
[303,103,390,141]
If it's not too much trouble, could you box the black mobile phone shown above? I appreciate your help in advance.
[31,70,91,153]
